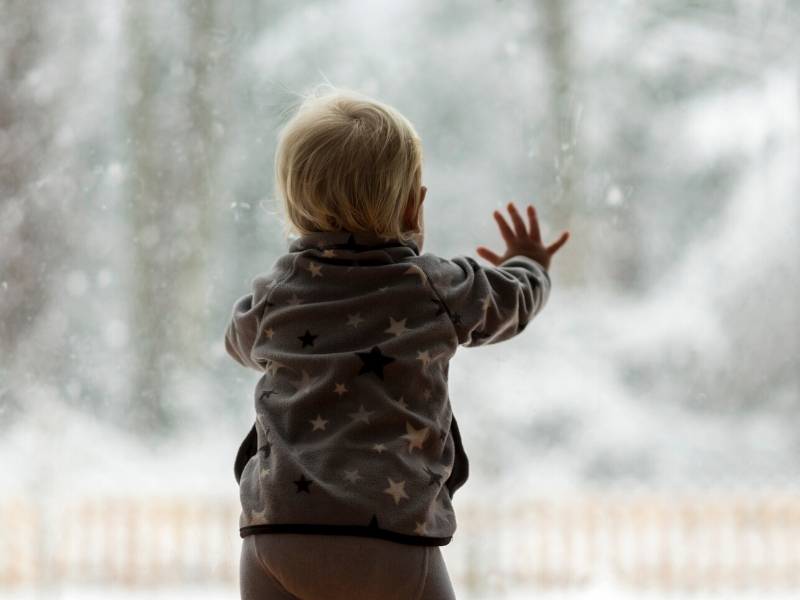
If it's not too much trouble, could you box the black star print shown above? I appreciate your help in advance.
[258,389,277,402]
[330,233,373,253]
[298,330,318,348]
[431,297,446,316]
[266,301,275,308]
[451,312,462,325]
[258,443,271,459]
[355,346,396,379]
[368,514,380,528]
[424,466,443,486]
[293,474,313,493]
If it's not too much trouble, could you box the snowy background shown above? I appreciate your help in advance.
[1,0,798,598]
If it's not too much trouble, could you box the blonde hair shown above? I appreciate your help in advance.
[274,85,423,242]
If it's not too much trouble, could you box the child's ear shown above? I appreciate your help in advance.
[404,186,425,230]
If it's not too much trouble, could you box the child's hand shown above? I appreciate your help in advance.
[476,202,569,271]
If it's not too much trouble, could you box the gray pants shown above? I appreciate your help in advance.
[240,533,457,599]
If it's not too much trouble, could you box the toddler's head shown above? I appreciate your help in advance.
[274,85,426,246]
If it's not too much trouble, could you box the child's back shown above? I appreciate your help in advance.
[227,85,568,599]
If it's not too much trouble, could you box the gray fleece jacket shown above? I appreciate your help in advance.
[225,229,550,546]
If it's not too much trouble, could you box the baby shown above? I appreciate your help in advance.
[226,86,569,600]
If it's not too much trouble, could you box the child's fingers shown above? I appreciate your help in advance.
[493,210,516,247]
[527,205,542,242]
[507,202,527,239]
[547,231,570,255]
[476,246,502,265]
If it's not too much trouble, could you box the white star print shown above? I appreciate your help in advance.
[421,388,432,400]
[250,508,267,524]
[286,293,303,306]
[416,350,432,367]
[333,383,348,396]
[435,497,455,522]
[403,265,427,284]
[310,414,328,431]
[372,443,387,453]
[322,249,336,258]
[378,285,389,293]
[348,404,374,424]
[347,313,365,327]
[384,317,410,337]
[383,478,409,505]
[400,421,430,453]
[396,396,408,409]
[260,466,271,478]
[343,469,362,483]
[263,327,274,339]
[307,261,323,278]
[414,521,427,535]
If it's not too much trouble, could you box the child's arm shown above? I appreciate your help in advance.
[424,202,569,347]
[224,273,274,370]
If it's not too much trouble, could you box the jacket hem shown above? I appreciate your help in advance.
[239,523,452,546]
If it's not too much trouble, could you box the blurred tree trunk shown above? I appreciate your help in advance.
[0,1,67,421]
[124,1,226,435]
[180,0,221,361]
[124,1,176,435]
[540,0,586,286]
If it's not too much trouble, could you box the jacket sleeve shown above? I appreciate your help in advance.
[224,274,275,370]
[421,254,551,347]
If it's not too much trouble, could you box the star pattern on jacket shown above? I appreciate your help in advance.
[430,297,446,316]
[404,265,427,284]
[400,421,430,453]
[258,389,277,402]
[343,469,362,483]
[307,261,323,278]
[227,230,548,542]
[294,474,313,493]
[355,346,395,379]
[348,404,374,424]
[298,329,318,348]
[416,350,432,368]
[251,508,267,524]
[384,317,410,337]
[258,443,271,459]
[383,478,409,505]
[346,313,365,327]
[310,414,328,431]
[424,466,443,486]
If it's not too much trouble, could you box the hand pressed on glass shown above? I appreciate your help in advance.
[476,202,569,271]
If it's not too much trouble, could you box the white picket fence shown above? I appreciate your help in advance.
[3,492,800,594]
